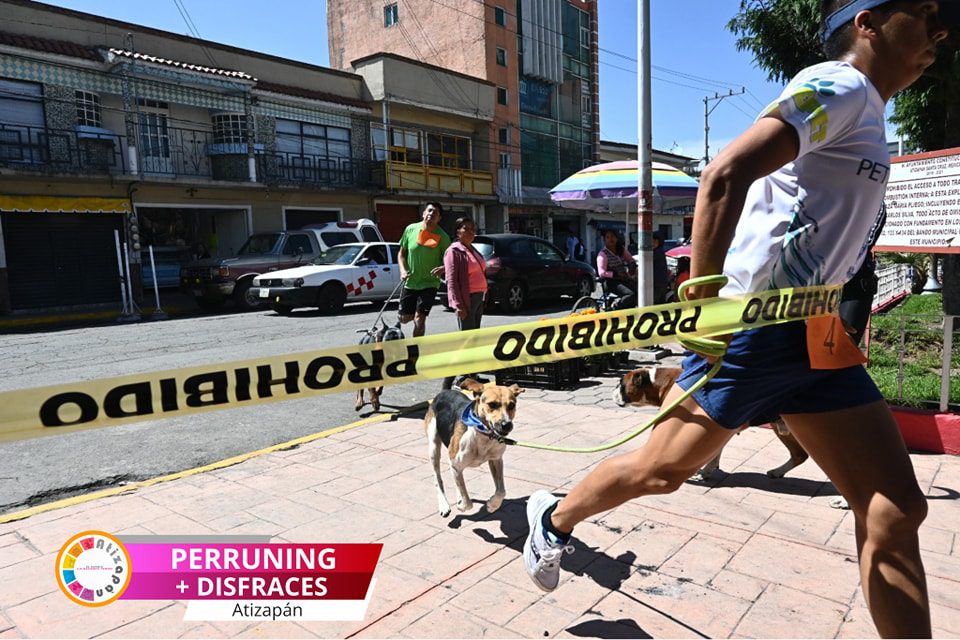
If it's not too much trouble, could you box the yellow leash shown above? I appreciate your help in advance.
[502,276,729,453]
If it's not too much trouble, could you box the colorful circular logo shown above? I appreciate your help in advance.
[55,531,131,607]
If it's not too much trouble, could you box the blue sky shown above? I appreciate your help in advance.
[39,0,789,161]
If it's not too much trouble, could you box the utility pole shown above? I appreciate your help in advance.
[637,0,653,307]
[703,87,746,165]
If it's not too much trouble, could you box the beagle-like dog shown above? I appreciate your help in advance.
[424,379,523,517]
[614,366,809,480]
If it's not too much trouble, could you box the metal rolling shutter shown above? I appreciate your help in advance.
[2,212,122,310]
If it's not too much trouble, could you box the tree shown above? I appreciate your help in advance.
[727,0,960,151]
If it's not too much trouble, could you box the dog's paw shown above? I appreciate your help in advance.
[438,506,451,517]
[486,494,504,512]
[457,498,474,512]
[370,399,381,412]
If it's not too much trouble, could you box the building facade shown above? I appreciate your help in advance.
[328,0,600,249]
[0,0,496,314]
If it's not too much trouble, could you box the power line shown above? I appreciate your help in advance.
[170,0,220,69]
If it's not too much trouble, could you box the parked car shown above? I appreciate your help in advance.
[179,219,383,311]
[441,234,595,313]
[251,242,401,315]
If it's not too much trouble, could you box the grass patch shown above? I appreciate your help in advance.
[867,294,959,409]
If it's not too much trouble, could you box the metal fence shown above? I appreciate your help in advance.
[0,124,127,174]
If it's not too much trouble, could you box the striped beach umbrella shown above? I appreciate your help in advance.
[549,160,698,210]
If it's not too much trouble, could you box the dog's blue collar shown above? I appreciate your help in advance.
[460,402,491,435]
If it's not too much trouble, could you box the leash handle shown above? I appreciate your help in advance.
[676,275,729,358]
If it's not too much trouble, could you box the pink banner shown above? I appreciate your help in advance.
[120,543,381,601]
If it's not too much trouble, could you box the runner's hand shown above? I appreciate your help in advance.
[456,308,468,320]
[680,279,730,362]
[430,266,444,278]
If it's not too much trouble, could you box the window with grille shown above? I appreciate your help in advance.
[75,91,102,128]
[384,3,399,27]
[495,6,506,26]
[212,113,246,144]
[370,124,421,163]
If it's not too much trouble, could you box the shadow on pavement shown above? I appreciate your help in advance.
[705,470,840,497]
[565,618,654,639]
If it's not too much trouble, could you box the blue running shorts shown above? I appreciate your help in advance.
[675,320,883,429]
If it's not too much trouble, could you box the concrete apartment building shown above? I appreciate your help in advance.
[328,0,600,249]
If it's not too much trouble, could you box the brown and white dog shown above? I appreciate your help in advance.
[614,366,809,480]
[424,379,523,517]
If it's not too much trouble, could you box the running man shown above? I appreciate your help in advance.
[522,2,954,636]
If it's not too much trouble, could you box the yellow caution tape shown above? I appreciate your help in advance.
[0,285,842,443]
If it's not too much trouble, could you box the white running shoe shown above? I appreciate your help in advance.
[523,490,573,592]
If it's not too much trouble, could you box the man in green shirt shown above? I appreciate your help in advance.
[398,202,451,337]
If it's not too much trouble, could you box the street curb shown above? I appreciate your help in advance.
[0,401,429,525]
[0,306,196,330]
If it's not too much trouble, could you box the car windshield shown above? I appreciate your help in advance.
[313,245,363,265]
[238,234,282,255]
[473,241,495,259]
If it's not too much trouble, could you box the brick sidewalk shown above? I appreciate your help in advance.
[2,391,959,638]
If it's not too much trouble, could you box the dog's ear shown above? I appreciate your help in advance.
[459,378,486,397]
[508,384,524,395]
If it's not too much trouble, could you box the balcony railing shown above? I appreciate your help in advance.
[0,121,373,189]
[376,159,494,195]
[138,125,212,178]
[261,152,371,187]
[0,124,127,174]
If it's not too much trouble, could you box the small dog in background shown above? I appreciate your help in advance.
[354,321,404,412]
[614,366,809,480]
[425,378,523,517]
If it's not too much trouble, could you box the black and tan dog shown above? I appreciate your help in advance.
[614,366,809,480]
[425,378,523,517]
[354,322,404,412]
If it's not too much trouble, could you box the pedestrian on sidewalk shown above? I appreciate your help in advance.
[398,202,451,338]
[441,216,489,389]
[522,2,953,637]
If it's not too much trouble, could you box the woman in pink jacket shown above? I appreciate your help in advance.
[441,216,489,389]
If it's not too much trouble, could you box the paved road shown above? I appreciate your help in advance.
[0,298,587,515]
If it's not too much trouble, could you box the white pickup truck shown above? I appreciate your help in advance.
[250,242,402,315]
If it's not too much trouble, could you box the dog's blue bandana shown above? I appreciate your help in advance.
[460,402,492,435]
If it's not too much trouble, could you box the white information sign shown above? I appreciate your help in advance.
[876,147,960,253]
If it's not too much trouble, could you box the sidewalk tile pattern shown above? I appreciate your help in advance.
[2,363,959,638]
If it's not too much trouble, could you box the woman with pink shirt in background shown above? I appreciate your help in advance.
[441,216,489,389]
[596,229,637,309]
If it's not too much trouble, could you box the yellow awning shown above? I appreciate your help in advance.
[0,195,131,214]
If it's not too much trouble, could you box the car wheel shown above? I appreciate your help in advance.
[316,283,346,315]
[502,281,526,313]
[196,297,225,312]
[234,279,264,312]
[273,304,294,316]
[576,276,594,298]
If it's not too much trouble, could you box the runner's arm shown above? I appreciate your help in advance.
[687,114,800,300]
